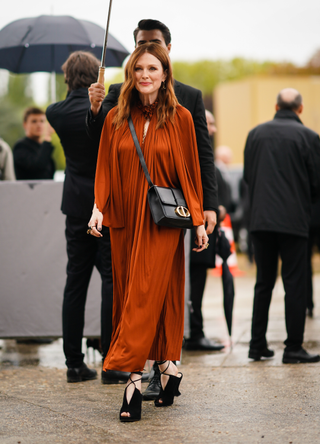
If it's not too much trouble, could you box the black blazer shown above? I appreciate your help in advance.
[86,80,218,212]
[46,88,99,220]
[244,109,320,237]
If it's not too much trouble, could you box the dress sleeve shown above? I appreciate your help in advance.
[94,108,124,227]
[94,111,113,216]
[171,107,204,226]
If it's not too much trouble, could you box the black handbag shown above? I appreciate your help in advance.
[128,115,193,229]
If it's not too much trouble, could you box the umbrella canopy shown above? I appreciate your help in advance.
[0,15,129,73]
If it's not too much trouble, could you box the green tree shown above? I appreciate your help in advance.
[0,74,34,148]
[48,73,68,103]
[0,98,25,148]
[0,73,68,170]
[172,58,274,97]
[6,73,33,106]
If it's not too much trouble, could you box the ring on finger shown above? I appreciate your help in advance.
[87,226,95,235]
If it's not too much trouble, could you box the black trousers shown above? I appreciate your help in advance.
[307,232,314,311]
[189,264,207,340]
[62,216,113,368]
[250,232,307,353]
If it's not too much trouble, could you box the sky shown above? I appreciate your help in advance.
[1,0,320,102]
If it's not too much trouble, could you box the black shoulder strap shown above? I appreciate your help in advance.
[128,115,154,188]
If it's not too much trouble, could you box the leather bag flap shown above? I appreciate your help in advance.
[155,187,176,206]
[172,188,186,207]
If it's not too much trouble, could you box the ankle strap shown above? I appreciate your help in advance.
[128,372,142,388]
[157,360,171,375]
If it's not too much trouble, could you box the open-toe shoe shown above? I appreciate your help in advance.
[154,361,183,407]
[119,374,142,422]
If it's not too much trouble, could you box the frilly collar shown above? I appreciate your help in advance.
[136,99,159,120]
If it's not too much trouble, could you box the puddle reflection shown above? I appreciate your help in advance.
[0,339,101,369]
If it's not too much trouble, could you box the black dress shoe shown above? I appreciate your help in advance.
[248,347,275,361]
[101,369,150,384]
[184,337,225,351]
[17,338,54,344]
[67,363,97,383]
[282,347,320,364]
[142,367,161,401]
[141,372,150,382]
[101,369,130,384]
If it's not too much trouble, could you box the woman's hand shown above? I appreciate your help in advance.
[88,82,105,116]
[192,224,209,253]
[88,204,103,238]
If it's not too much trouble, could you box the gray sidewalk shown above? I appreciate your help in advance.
[1,269,320,443]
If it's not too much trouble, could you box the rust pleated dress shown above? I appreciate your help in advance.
[94,103,204,373]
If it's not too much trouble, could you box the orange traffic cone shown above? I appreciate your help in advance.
[211,214,245,277]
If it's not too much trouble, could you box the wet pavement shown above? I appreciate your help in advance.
[1,266,320,443]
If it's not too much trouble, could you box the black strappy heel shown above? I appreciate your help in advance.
[154,361,183,407]
[119,373,142,422]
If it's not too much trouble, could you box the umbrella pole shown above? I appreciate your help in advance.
[98,0,114,84]
[50,71,56,103]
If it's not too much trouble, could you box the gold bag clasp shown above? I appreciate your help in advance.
[175,206,190,218]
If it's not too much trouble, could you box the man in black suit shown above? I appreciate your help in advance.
[244,88,320,364]
[86,19,219,398]
[46,51,114,382]
[185,111,228,351]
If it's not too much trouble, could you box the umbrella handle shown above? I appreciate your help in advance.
[97,66,105,85]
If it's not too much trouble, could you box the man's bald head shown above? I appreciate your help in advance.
[276,88,303,114]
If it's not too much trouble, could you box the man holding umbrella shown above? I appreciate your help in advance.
[86,19,219,396]
[46,51,111,383]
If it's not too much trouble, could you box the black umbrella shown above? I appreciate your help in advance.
[216,228,235,339]
[222,261,235,338]
[0,15,129,74]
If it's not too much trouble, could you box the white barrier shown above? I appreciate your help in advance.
[0,181,100,338]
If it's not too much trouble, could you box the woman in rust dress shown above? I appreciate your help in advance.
[88,42,208,422]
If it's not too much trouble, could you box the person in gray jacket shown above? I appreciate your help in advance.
[0,138,15,180]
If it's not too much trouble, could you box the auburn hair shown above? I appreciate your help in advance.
[113,43,178,129]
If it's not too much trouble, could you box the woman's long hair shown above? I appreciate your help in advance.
[113,43,178,129]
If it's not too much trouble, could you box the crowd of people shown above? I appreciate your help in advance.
[2,18,320,423]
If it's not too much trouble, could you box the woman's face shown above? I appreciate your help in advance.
[134,52,167,103]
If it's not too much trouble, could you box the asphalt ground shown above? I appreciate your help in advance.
[1,259,320,444]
